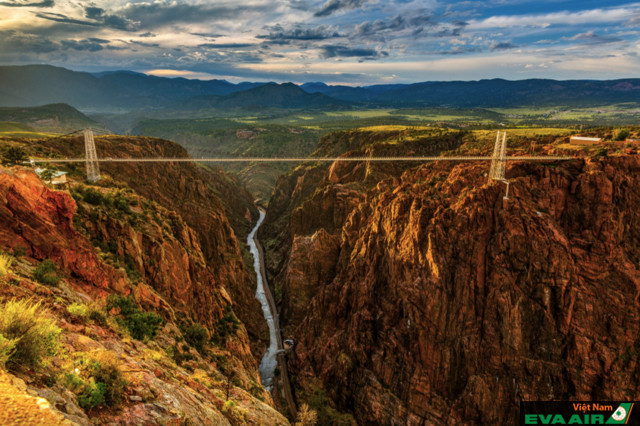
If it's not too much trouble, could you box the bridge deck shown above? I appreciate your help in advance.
[32,156,574,163]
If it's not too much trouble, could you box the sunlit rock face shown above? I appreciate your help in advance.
[264,129,640,424]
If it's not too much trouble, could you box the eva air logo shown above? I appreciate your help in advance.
[606,403,634,424]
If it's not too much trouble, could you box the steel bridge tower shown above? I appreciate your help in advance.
[488,131,507,181]
[83,128,101,183]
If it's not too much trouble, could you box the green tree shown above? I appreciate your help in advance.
[39,169,55,184]
[1,147,28,166]
[616,129,631,141]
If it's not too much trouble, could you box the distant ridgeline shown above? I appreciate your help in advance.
[0,65,639,111]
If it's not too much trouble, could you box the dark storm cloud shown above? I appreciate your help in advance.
[83,6,138,31]
[35,9,138,31]
[119,2,269,29]
[355,12,440,38]
[35,11,99,26]
[60,38,108,51]
[257,24,341,41]
[320,44,386,58]
[0,30,58,53]
[0,0,53,7]
[314,0,367,17]
[0,31,122,55]
[130,40,160,48]
[489,41,518,51]
[198,43,255,49]
[435,46,482,55]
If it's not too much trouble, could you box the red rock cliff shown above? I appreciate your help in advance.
[263,129,640,424]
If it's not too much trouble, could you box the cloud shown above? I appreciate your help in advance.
[138,32,156,38]
[436,46,482,55]
[258,24,341,41]
[320,44,387,58]
[354,12,456,39]
[467,6,637,30]
[60,38,109,52]
[565,31,622,45]
[83,6,138,31]
[34,11,99,26]
[129,40,159,48]
[0,30,58,53]
[119,2,269,29]
[35,9,138,31]
[314,0,367,17]
[0,0,53,7]
[356,15,410,36]
[198,43,255,49]
[490,41,518,51]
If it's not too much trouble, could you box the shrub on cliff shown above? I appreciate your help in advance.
[0,298,61,371]
[33,259,60,286]
[0,253,13,277]
[0,334,17,367]
[183,323,209,353]
[106,295,164,341]
[211,305,240,345]
[295,403,318,426]
[67,303,108,326]
[63,351,128,410]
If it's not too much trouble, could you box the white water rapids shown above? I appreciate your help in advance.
[247,209,278,391]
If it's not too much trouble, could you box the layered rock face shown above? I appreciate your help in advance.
[263,129,640,424]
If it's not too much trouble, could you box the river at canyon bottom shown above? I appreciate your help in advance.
[247,209,278,391]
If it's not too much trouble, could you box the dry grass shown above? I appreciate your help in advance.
[0,254,12,278]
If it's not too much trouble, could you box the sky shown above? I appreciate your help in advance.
[0,0,639,84]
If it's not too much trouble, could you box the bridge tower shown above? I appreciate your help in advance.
[488,131,507,181]
[83,128,101,183]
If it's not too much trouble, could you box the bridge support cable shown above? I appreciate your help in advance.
[83,129,101,183]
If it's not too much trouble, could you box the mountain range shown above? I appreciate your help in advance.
[0,65,639,112]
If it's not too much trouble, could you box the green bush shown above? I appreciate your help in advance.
[82,188,107,206]
[86,351,127,407]
[114,196,131,213]
[0,299,61,371]
[0,333,17,367]
[63,351,128,410]
[33,259,60,286]
[78,381,106,410]
[183,323,208,353]
[106,295,164,341]
[1,147,28,166]
[89,309,108,326]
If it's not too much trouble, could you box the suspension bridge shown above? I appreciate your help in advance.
[31,129,573,189]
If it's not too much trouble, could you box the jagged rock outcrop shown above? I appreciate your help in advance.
[263,128,640,424]
[0,168,127,294]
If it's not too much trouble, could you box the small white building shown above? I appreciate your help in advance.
[35,167,68,185]
[569,136,603,146]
